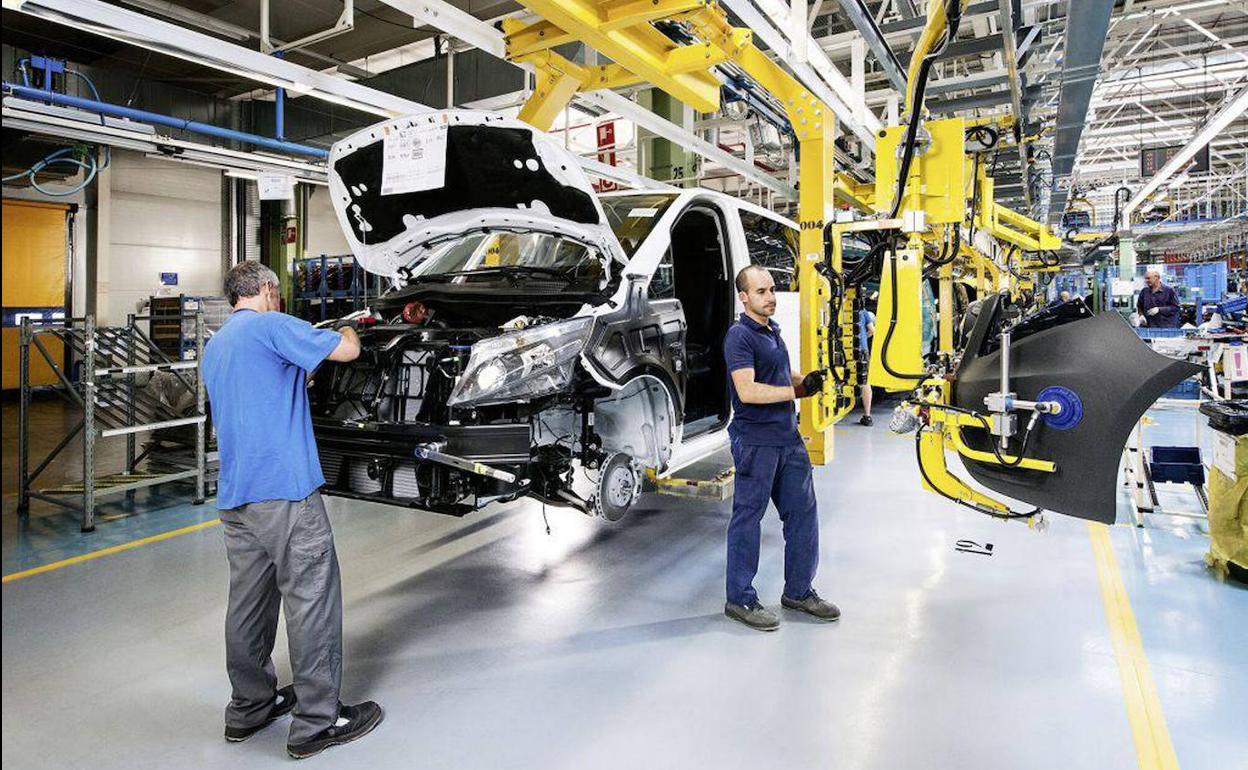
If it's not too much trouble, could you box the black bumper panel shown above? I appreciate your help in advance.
[312,419,532,464]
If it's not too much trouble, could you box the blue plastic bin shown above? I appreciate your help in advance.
[1148,446,1205,485]
[1164,378,1201,399]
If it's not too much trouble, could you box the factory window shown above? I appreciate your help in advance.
[649,250,675,300]
[740,211,799,291]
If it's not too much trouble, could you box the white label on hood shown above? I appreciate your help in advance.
[627,207,659,218]
[381,122,448,196]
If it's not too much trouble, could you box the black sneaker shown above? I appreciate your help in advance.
[724,601,780,631]
[858,414,873,427]
[781,590,841,621]
[287,701,384,760]
[224,684,297,742]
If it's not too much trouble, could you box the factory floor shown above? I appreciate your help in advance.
[2,397,1245,770]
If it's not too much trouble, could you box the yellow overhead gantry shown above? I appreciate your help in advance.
[498,0,1063,507]
[502,0,847,462]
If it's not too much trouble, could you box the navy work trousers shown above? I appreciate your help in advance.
[726,439,819,606]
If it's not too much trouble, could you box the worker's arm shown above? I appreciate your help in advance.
[264,313,358,371]
[732,368,796,404]
[326,326,361,362]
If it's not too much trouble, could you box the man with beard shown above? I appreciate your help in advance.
[721,265,840,631]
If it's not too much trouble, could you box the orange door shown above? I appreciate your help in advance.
[2,199,70,390]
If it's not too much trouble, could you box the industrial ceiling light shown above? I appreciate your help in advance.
[1124,84,1248,221]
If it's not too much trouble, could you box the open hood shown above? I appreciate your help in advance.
[328,111,626,279]
[952,297,1202,524]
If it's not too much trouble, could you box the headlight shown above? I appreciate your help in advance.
[448,317,593,406]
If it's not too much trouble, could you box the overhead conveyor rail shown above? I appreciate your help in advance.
[17,314,208,532]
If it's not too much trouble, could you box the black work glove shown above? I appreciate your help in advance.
[801,370,826,396]
[332,317,357,331]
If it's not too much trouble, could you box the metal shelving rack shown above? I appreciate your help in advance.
[149,294,230,359]
[17,313,207,532]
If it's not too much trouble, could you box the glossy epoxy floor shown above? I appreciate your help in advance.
[2,401,1245,770]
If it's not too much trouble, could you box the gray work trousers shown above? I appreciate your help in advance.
[220,492,343,744]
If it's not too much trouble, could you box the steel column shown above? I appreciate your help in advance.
[82,315,97,532]
[18,318,32,517]
[194,310,207,505]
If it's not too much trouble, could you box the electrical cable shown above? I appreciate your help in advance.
[878,233,931,381]
[873,1,965,381]
[2,146,98,196]
[886,0,964,219]
[356,6,420,30]
[926,223,960,266]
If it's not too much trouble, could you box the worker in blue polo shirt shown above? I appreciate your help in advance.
[722,264,840,631]
[203,261,383,760]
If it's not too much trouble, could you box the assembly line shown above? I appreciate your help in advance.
[3,0,1247,768]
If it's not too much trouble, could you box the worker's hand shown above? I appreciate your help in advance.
[332,317,358,331]
[800,370,826,396]
[1147,307,1160,317]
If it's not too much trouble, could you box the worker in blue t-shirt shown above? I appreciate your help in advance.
[857,305,876,426]
[203,261,383,760]
[720,264,841,632]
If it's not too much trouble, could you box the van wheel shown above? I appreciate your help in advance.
[594,453,641,522]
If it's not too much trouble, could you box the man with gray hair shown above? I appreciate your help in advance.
[1137,268,1182,328]
[203,260,380,759]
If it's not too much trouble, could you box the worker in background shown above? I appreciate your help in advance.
[721,265,841,632]
[1137,268,1182,328]
[203,261,383,760]
[857,301,875,427]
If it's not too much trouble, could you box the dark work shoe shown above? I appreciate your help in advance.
[224,684,297,742]
[724,601,780,631]
[782,590,841,621]
[287,701,384,760]
[858,414,873,427]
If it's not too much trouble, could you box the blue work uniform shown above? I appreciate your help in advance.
[1137,284,1182,328]
[722,313,819,607]
[202,309,342,509]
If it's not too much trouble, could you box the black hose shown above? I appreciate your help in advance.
[876,1,964,380]
[913,430,1041,520]
[879,234,930,381]
[1111,186,1132,232]
[927,223,961,266]
[887,0,964,219]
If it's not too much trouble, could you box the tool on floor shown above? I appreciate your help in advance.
[954,540,994,556]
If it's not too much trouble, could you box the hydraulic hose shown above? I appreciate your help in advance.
[887,0,966,219]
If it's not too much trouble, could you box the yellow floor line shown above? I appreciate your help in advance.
[1087,522,1181,770]
[2,518,221,584]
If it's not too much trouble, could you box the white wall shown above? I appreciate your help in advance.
[107,151,222,324]
[305,185,350,257]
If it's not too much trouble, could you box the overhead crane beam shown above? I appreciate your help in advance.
[500,0,843,460]
[381,0,794,196]
[510,0,724,113]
